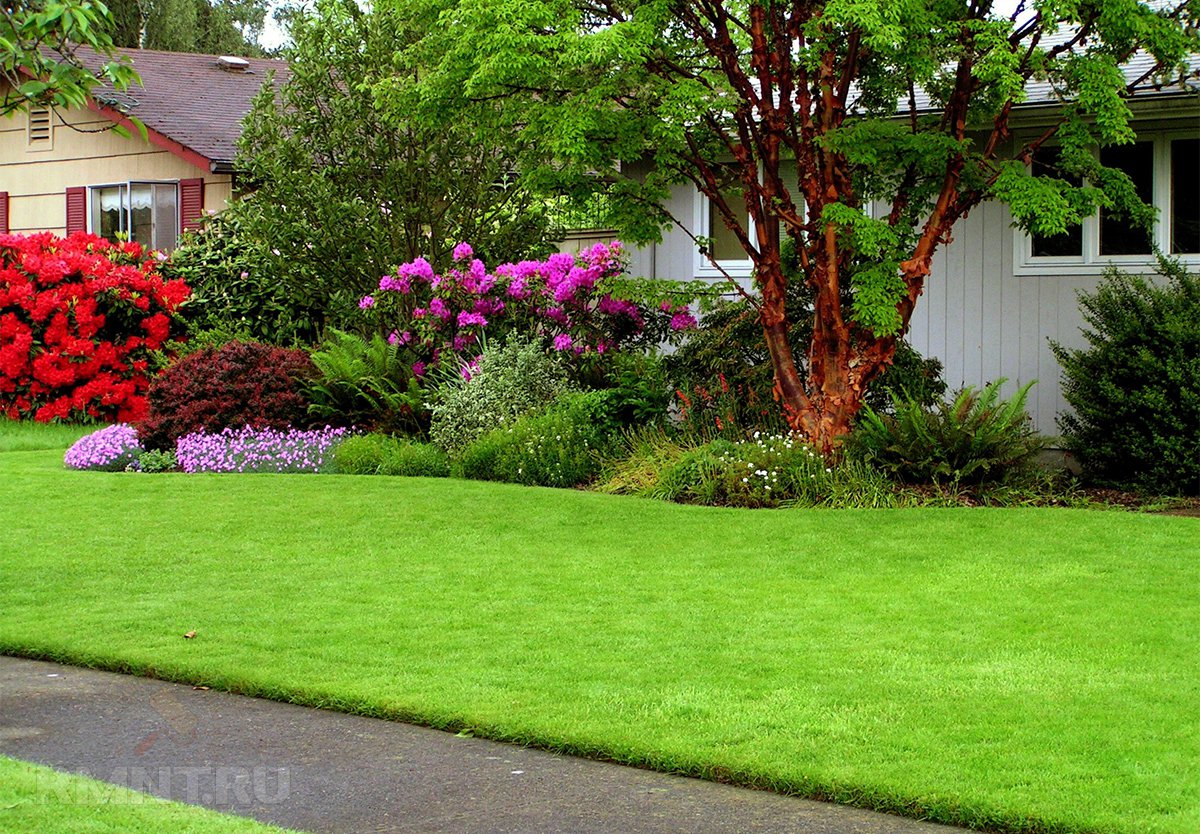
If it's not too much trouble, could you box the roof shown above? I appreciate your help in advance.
[78,47,289,171]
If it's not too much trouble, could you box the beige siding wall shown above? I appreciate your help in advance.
[0,104,231,234]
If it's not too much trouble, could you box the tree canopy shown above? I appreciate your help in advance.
[188,0,556,338]
[105,0,268,55]
[401,0,1199,450]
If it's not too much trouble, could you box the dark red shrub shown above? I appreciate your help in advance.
[0,232,190,422]
[138,341,317,450]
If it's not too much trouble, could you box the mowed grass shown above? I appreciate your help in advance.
[0,757,300,833]
[0,439,1197,834]
[0,418,94,453]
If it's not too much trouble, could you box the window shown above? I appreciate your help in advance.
[1020,130,1200,273]
[695,170,754,278]
[1030,146,1083,258]
[88,182,180,251]
[1172,138,1200,255]
[27,107,52,149]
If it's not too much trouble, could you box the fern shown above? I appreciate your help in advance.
[851,379,1043,486]
[305,330,428,435]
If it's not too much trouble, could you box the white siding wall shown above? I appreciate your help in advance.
[906,201,1108,436]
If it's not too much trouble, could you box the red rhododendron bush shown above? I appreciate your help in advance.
[0,232,190,423]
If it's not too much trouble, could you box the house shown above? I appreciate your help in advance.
[0,48,288,250]
[599,66,1200,435]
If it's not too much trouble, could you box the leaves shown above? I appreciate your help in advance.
[1,0,141,117]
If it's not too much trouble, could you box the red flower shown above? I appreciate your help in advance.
[0,232,190,422]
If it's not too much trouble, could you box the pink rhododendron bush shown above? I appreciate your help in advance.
[364,241,703,380]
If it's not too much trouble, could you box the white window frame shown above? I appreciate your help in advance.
[1014,129,1200,276]
[693,186,756,279]
[86,180,181,251]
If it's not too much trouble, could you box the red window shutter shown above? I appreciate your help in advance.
[0,192,8,234]
[65,187,86,234]
[179,178,205,231]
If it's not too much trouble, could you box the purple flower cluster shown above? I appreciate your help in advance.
[365,241,697,377]
[175,425,349,474]
[64,424,143,471]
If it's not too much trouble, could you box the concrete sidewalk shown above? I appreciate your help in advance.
[0,656,964,834]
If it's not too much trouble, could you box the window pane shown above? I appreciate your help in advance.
[1030,147,1082,257]
[90,186,125,243]
[153,183,179,251]
[128,183,154,248]
[708,186,748,261]
[1099,142,1154,256]
[1171,138,1199,255]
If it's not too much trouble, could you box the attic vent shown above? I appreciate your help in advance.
[28,107,52,145]
[216,56,251,73]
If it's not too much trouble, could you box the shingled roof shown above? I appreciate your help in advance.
[79,48,289,172]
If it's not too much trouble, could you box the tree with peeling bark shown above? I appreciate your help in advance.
[396,0,1199,453]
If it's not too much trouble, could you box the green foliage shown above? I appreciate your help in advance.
[600,351,672,429]
[2,0,140,117]
[599,432,901,508]
[850,380,1044,486]
[430,335,575,454]
[164,211,324,345]
[458,391,618,487]
[105,0,267,55]
[332,434,450,477]
[228,0,556,331]
[135,448,178,473]
[403,0,1196,438]
[305,330,428,436]
[1053,260,1200,495]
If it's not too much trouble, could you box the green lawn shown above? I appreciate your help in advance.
[0,757,299,833]
[0,439,1197,834]
[0,418,93,453]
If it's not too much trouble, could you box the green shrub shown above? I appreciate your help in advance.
[135,449,178,473]
[601,351,673,428]
[164,211,325,346]
[305,330,428,435]
[430,335,575,453]
[1052,259,1200,495]
[599,432,898,508]
[458,391,618,487]
[849,379,1043,486]
[333,434,450,477]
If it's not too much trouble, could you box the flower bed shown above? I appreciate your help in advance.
[175,426,348,474]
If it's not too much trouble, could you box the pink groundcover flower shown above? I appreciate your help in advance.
[175,425,348,474]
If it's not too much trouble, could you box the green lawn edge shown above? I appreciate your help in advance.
[0,755,303,833]
[0,644,1069,834]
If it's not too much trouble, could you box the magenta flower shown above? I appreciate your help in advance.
[412,361,426,378]
[553,333,574,352]
[452,242,474,261]
[359,295,376,309]
[670,311,698,331]
[429,297,451,320]
[457,311,487,328]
